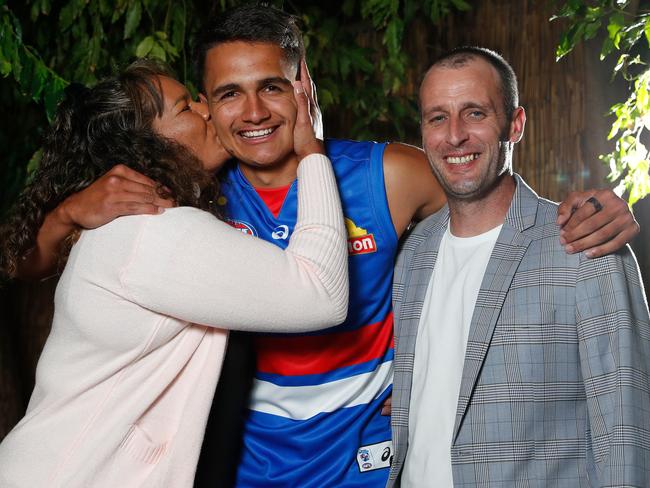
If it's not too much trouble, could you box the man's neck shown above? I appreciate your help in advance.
[239,156,300,188]
[448,175,516,237]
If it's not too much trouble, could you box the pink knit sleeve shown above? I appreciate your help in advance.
[119,154,348,332]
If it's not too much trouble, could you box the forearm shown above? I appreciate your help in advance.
[121,154,348,332]
[15,203,76,280]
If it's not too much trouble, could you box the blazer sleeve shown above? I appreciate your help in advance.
[576,246,650,486]
[119,153,348,333]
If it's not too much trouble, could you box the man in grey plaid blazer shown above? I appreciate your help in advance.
[388,47,650,487]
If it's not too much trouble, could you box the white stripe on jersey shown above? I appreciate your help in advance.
[249,362,393,420]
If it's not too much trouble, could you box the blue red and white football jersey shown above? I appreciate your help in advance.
[221,139,397,487]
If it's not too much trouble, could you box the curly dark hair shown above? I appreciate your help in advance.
[0,59,221,279]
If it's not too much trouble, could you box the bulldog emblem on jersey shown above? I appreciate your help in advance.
[356,440,392,472]
[227,219,258,237]
[345,218,377,256]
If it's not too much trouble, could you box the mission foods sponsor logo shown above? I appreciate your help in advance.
[345,218,377,256]
[227,219,258,237]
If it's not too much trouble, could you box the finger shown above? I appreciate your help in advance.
[556,198,579,227]
[556,190,587,226]
[106,178,159,197]
[563,217,621,252]
[565,214,638,254]
[115,202,165,217]
[559,200,605,243]
[300,59,313,102]
[557,191,595,229]
[299,60,323,140]
[583,228,636,258]
[560,190,634,245]
[292,80,310,126]
[129,190,173,208]
[108,164,157,187]
[152,195,175,208]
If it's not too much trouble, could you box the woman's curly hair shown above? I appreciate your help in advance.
[0,59,221,279]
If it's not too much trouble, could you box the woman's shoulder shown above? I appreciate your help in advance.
[89,207,218,236]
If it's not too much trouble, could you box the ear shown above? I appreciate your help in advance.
[508,106,526,143]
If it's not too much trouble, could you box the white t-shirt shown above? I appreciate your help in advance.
[402,223,502,487]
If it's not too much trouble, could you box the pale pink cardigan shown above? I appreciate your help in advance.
[0,154,348,487]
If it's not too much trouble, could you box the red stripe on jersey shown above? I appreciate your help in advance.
[255,312,394,376]
[255,184,291,218]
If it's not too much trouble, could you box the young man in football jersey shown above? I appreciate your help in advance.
[18,4,640,487]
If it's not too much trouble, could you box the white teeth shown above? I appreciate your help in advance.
[447,153,478,164]
[240,127,275,138]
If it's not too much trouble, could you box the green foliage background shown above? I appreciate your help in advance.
[0,0,470,217]
[1,0,648,218]
[552,0,650,205]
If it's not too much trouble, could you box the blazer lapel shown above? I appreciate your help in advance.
[397,208,450,334]
[452,175,539,441]
[390,206,449,480]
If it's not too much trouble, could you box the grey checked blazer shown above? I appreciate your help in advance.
[388,175,650,487]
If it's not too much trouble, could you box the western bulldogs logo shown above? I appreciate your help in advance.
[356,440,392,473]
[227,219,258,237]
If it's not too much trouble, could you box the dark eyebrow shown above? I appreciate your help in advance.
[421,106,446,120]
[259,77,292,88]
[210,83,240,99]
[210,77,293,99]
[422,101,492,118]
[462,102,491,112]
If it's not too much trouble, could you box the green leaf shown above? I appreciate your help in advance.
[44,76,68,121]
[614,54,628,73]
[26,148,43,175]
[645,17,650,47]
[149,43,166,61]
[124,0,142,40]
[636,82,649,113]
[608,117,622,139]
[607,12,625,48]
[600,37,615,60]
[59,0,85,31]
[111,0,129,23]
[170,2,186,51]
[556,31,572,60]
[135,35,154,57]
[584,6,602,23]
[449,0,471,11]
[345,46,374,73]
[319,87,334,107]
[384,18,404,57]
[584,19,601,40]
[0,58,11,76]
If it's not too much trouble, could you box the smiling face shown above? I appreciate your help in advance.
[419,57,525,203]
[151,76,224,173]
[202,41,299,182]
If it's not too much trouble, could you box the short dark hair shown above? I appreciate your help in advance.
[195,4,305,89]
[427,46,519,120]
